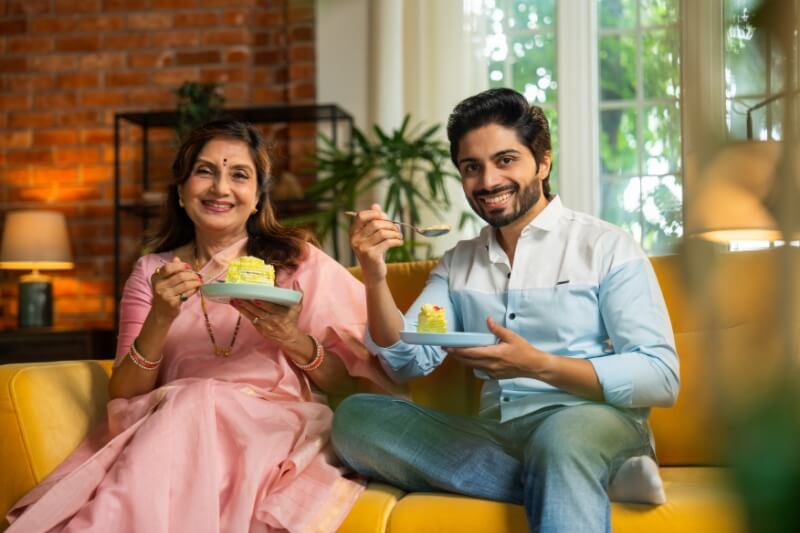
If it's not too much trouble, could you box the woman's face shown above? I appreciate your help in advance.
[178,137,260,240]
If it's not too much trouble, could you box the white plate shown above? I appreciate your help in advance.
[399,331,497,347]
[200,283,302,307]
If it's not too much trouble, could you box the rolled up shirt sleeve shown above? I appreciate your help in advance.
[590,257,680,408]
[364,257,459,383]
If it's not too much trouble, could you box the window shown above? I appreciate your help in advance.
[484,0,560,186]
[725,0,797,140]
[597,0,682,255]
[475,0,683,255]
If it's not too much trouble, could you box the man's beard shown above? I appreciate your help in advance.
[468,180,541,228]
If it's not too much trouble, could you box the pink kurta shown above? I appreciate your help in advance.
[7,238,397,532]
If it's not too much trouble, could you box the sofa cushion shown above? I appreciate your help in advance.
[336,483,404,533]
[385,467,745,533]
[0,360,112,523]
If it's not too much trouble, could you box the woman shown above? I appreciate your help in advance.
[6,121,399,532]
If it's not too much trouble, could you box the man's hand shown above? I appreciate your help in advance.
[444,316,554,380]
[349,204,404,286]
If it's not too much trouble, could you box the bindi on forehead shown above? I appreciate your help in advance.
[223,158,227,166]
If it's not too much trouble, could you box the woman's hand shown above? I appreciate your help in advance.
[149,256,203,323]
[232,298,311,359]
[349,203,404,286]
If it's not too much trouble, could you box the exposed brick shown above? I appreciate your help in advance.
[30,17,79,33]
[75,15,125,32]
[103,33,149,50]
[32,167,79,185]
[175,50,222,66]
[287,5,314,23]
[255,11,284,26]
[80,91,127,107]
[128,12,173,31]
[288,62,314,81]
[31,55,80,72]
[57,73,100,89]
[80,165,112,184]
[288,44,314,62]
[3,167,32,186]
[54,146,102,164]
[8,0,51,16]
[58,110,100,127]
[224,47,250,64]
[34,92,79,108]
[0,18,27,35]
[0,93,30,110]
[0,130,33,148]
[9,111,55,128]
[34,129,80,145]
[221,85,247,103]
[106,72,146,87]
[289,25,314,42]
[127,88,175,107]
[151,0,199,8]
[253,86,284,103]
[288,82,315,101]
[79,53,126,71]
[128,50,175,69]
[7,35,54,54]
[201,29,250,46]
[102,0,147,10]
[3,74,55,92]
[255,30,285,47]
[174,11,218,28]
[0,57,27,72]
[55,0,101,13]
[222,9,247,25]
[152,67,197,87]
[149,30,198,48]
[254,49,283,65]
[55,35,101,52]
[7,149,53,165]
[200,67,248,84]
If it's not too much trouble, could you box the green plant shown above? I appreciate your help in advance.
[287,116,463,262]
[176,82,225,143]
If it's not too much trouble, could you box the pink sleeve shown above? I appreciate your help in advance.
[114,256,155,367]
[290,247,403,395]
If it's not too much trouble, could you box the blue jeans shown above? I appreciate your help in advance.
[331,394,652,533]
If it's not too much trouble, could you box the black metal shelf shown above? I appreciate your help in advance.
[113,104,354,328]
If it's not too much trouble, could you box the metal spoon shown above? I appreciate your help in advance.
[344,211,451,237]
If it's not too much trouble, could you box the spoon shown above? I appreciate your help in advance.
[344,211,451,237]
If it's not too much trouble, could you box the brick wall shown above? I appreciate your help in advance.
[0,0,316,330]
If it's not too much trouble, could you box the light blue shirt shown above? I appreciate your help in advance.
[365,196,680,424]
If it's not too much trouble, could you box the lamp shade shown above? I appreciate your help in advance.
[0,210,74,270]
[686,141,789,243]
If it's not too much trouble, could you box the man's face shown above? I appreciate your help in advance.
[455,123,550,228]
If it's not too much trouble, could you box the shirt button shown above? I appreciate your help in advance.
[502,397,510,402]
[509,313,516,320]
[507,272,511,279]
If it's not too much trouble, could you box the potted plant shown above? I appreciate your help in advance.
[175,82,225,143]
[287,116,466,262]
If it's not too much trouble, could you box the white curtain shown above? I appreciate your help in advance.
[369,0,488,254]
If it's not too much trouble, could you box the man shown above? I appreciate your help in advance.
[332,88,679,532]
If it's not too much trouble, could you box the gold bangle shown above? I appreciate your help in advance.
[295,334,324,371]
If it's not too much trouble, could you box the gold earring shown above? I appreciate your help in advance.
[179,197,184,207]
[251,207,258,214]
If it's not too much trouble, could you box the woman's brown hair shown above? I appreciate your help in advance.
[147,120,313,270]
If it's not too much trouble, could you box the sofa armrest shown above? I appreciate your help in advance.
[0,360,112,526]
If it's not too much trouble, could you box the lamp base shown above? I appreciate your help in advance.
[18,277,53,328]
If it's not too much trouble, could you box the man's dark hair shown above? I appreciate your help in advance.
[446,88,554,200]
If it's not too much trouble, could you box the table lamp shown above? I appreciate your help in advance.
[686,141,789,244]
[0,210,74,328]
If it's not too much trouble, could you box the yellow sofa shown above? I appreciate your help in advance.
[4,251,780,532]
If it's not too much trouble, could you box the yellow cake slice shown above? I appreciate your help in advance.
[225,256,275,286]
[417,304,447,333]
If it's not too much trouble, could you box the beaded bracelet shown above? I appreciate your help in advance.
[295,334,325,371]
[128,339,162,371]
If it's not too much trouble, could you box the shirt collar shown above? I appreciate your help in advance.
[480,195,565,261]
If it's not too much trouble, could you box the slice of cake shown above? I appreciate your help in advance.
[417,304,447,333]
[225,256,275,286]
